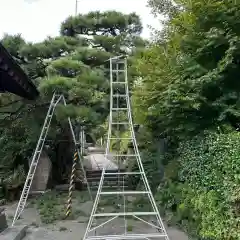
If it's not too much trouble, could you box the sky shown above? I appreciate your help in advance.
[0,0,161,43]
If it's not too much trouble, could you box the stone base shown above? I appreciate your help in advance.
[0,225,28,240]
[29,150,52,193]
[0,209,7,233]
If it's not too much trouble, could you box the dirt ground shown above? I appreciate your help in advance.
[3,191,189,240]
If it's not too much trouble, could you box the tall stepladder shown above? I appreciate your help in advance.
[12,93,92,226]
[82,56,170,240]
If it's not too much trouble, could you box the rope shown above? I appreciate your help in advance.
[65,150,78,218]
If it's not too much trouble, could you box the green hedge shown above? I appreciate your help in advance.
[156,131,240,239]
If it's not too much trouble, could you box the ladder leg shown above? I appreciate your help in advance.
[12,93,61,226]
[83,168,106,240]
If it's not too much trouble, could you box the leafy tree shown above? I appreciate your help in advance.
[0,10,146,188]
[134,0,240,138]
[132,0,240,239]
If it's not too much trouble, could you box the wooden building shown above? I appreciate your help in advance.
[0,42,39,100]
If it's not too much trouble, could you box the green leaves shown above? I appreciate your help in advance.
[61,11,142,37]
[133,1,240,138]
[131,1,240,239]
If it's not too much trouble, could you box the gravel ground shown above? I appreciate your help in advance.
[2,149,189,239]
[3,198,189,240]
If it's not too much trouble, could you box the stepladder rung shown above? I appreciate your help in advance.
[99,191,149,195]
[112,108,128,111]
[93,212,158,217]
[109,137,132,140]
[31,162,37,167]
[112,94,127,97]
[112,122,129,125]
[19,201,26,208]
[85,233,168,240]
[111,69,125,73]
[112,82,126,84]
[104,171,142,175]
[28,174,34,179]
[24,186,30,191]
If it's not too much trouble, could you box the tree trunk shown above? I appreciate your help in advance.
[53,127,74,184]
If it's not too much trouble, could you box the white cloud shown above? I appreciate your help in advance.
[0,0,161,43]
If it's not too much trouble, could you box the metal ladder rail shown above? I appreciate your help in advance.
[83,61,114,239]
[61,95,92,201]
[125,78,169,238]
[12,93,61,226]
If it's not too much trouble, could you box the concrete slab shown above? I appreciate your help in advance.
[89,154,118,170]
[87,147,105,154]
[0,225,28,240]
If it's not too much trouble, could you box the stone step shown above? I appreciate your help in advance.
[0,225,28,240]
[87,147,105,154]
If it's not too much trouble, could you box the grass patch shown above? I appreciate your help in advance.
[127,224,133,232]
[36,190,66,224]
[34,190,91,224]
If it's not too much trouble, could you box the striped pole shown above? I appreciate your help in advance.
[65,150,78,218]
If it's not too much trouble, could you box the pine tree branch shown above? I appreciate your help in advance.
[0,99,22,109]
[0,96,87,127]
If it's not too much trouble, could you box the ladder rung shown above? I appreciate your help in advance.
[112,94,127,97]
[112,122,129,125]
[109,138,132,140]
[87,177,124,181]
[93,212,157,217]
[19,199,26,204]
[105,154,137,157]
[111,70,125,73]
[104,171,142,175]
[112,108,128,110]
[112,82,126,84]
[99,191,149,195]
[85,233,167,240]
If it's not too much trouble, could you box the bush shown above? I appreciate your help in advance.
[156,131,240,239]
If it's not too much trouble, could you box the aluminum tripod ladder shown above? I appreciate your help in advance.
[12,93,91,226]
[83,56,170,240]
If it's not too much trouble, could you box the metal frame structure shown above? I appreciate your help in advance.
[83,56,170,240]
[12,93,91,226]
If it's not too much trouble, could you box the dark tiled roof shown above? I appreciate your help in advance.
[0,42,39,100]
